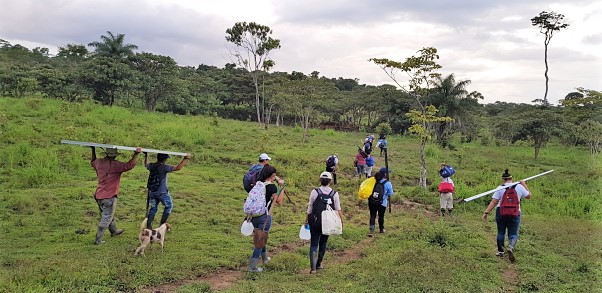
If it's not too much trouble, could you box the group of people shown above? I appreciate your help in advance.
[88,137,533,274]
[89,146,189,245]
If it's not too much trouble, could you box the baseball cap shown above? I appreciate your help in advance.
[379,167,392,173]
[320,171,333,180]
[259,153,271,161]
[157,153,170,160]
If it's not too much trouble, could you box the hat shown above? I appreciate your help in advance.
[379,167,392,173]
[157,153,170,161]
[105,148,119,157]
[320,171,333,180]
[259,153,271,161]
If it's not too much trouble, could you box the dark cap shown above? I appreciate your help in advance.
[379,167,392,173]
[157,153,170,161]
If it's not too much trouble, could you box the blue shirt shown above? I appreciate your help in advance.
[146,163,174,194]
[380,179,394,207]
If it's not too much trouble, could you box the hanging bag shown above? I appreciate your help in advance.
[321,204,343,235]
[252,199,273,249]
[358,177,377,199]
[299,224,311,240]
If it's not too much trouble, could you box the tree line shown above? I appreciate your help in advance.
[0,28,600,165]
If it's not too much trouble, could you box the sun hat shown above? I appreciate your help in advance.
[105,148,119,157]
[259,153,271,161]
[320,171,333,180]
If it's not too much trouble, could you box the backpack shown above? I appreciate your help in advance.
[366,156,375,167]
[243,164,263,192]
[309,189,335,228]
[326,156,336,169]
[147,164,162,193]
[438,182,454,193]
[439,165,456,178]
[243,181,267,216]
[369,180,387,204]
[499,186,520,218]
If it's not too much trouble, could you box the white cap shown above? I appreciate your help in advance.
[320,171,333,180]
[259,153,271,161]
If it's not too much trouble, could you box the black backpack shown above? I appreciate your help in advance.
[326,156,336,169]
[369,180,387,204]
[309,189,335,228]
[147,163,162,193]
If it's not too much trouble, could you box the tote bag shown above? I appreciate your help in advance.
[321,205,342,235]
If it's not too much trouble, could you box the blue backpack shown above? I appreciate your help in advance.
[243,164,264,192]
[439,165,456,178]
[366,156,375,167]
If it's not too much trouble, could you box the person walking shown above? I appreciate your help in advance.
[90,146,141,245]
[247,164,286,272]
[354,149,367,177]
[144,152,190,229]
[365,154,375,178]
[482,169,531,262]
[368,168,394,237]
[244,153,284,192]
[376,134,388,157]
[438,163,455,216]
[325,154,339,184]
[305,171,343,274]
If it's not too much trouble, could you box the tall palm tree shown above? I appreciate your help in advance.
[429,74,473,142]
[88,31,138,58]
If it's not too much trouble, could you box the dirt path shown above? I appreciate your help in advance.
[140,200,429,292]
[484,224,520,292]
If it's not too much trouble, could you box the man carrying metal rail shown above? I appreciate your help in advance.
[90,146,141,245]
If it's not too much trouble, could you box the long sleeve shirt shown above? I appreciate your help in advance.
[92,157,137,199]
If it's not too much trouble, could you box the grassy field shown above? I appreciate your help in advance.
[0,97,600,292]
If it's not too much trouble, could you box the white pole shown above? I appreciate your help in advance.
[60,140,189,156]
[463,170,554,202]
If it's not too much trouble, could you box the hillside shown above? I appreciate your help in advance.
[0,97,600,292]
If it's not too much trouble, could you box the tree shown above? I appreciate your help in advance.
[80,56,135,106]
[88,31,138,59]
[226,22,281,126]
[57,44,89,59]
[370,47,453,188]
[531,11,569,105]
[429,74,475,144]
[130,52,179,111]
[512,108,562,159]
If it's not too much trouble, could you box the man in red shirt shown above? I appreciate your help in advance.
[91,146,141,244]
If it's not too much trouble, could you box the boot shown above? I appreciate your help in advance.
[447,209,453,216]
[309,251,318,274]
[249,257,263,272]
[508,238,517,262]
[94,227,106,245]
[496,239,505,257]
[261,251,271,264]
[316,251,325,270]
[160,212,171,226]
[108,221,124,237]
[368,225,375,237]
[441,209,446,216]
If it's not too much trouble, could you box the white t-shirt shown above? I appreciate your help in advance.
[492,183,530,209]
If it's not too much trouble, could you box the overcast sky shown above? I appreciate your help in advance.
[1,0,600,104]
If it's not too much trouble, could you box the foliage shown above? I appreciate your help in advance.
[88,31,138,59]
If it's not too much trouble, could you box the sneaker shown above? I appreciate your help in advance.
[379,229,386,233]
[368,232,374,237]
[507,248,515,262]
[495,251,505,257]
[94,240,105,245]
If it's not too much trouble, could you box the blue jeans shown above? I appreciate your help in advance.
[495,207,521,243]
[251,214,272,258]
[147,192,173,229]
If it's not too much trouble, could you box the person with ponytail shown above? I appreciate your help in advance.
[482,169,531,262]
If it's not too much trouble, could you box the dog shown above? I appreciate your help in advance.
[134,218,171,256]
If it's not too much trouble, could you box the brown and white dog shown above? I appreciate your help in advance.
[134,218,171,256]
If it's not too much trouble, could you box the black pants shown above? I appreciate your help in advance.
[368,201,387,231]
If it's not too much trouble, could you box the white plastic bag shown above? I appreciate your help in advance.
[241,220,254,236]
[299,224,311,240]
[321,205,342,235]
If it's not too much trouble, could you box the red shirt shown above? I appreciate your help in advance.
[91,157,137,199]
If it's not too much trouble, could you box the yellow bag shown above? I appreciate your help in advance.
[358,177,376,199]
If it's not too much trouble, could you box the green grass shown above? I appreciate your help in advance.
[0,97,600,292]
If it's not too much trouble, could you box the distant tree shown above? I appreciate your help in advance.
[57,44,89,59]
[88,31,138,59]
[370,47,453,188]
[130,52,179,111]
[225,22,281,127]
[429,74,474,144]
[81,57,134,106]
[531,11,569,105]
[575,120,602,156]
[512,108,562,159]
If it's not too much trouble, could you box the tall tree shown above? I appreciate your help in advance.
[130,52,179,111]
[225,22,281,126]
[531,11,569,105]
[88,31,138,59]
[370,47,453,188]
